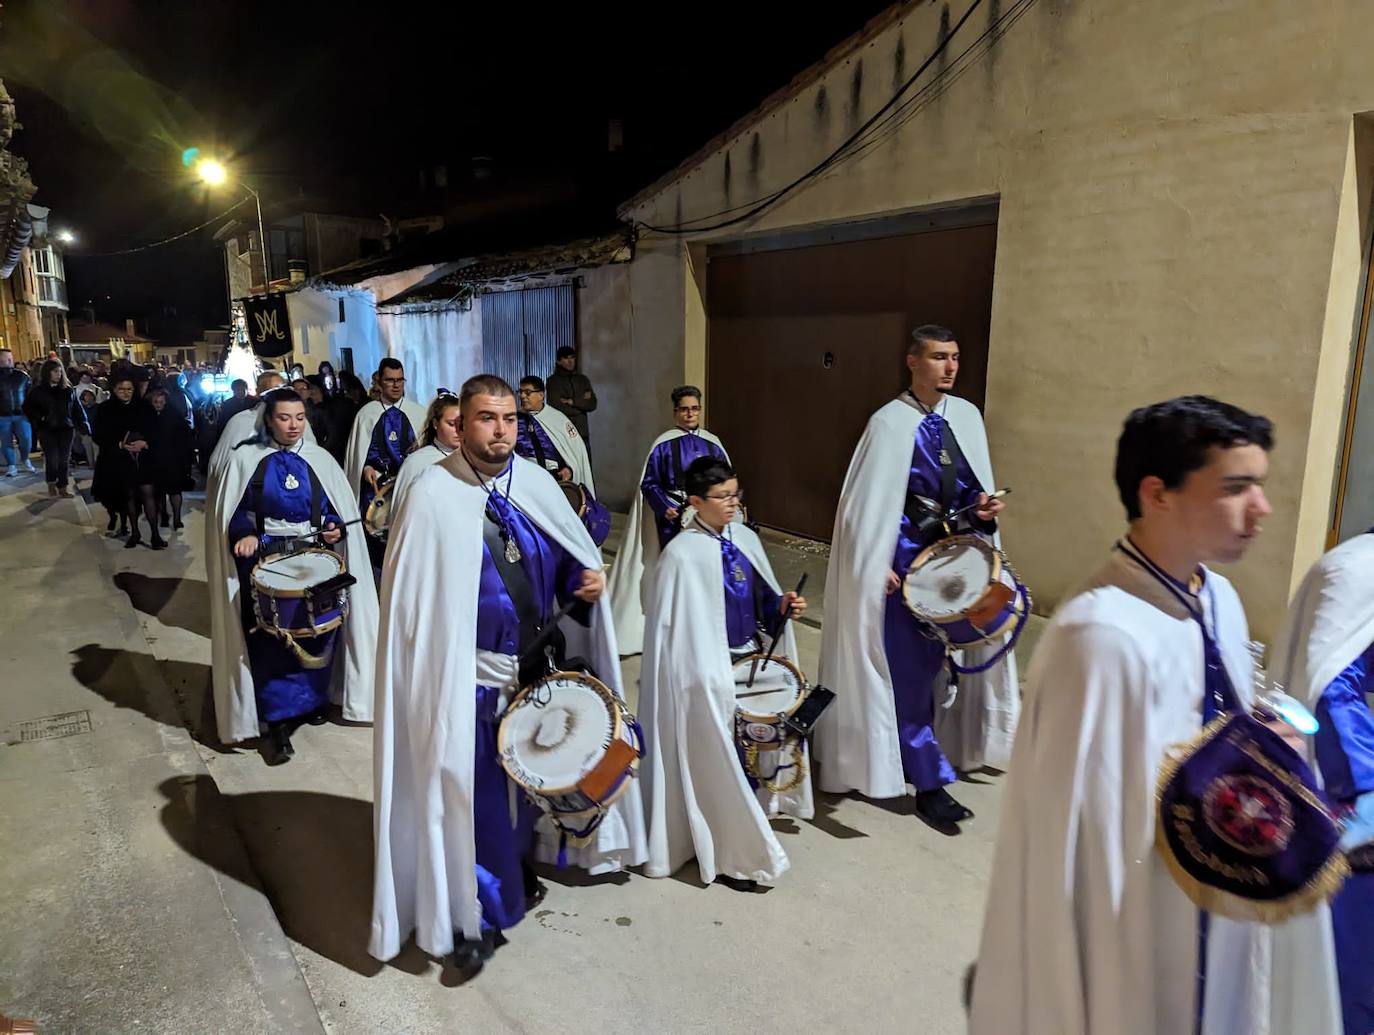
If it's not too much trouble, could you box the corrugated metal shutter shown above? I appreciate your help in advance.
[480,284,574,388]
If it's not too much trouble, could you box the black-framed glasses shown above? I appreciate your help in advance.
[381,376,406,385]
[703,490,743,503]
[675,404,702,414]
[517,387,541,396]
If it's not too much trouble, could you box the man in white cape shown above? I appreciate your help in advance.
[969,395,1341,1035]
[816,325,1013,828]
[370,375,646,975]
[641,456,810,890]
[606,384,730,655]
[389,393,461,516]
[1270,531,1374,1035]
[342,357,426,567]
[205,398,377,747]
[515,375,611,546]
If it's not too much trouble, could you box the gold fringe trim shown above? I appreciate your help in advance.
[1154,714,1351,923]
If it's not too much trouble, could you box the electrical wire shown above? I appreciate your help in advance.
[637,0,1037,236]
[637,0,985,234]
[74,195,253,258]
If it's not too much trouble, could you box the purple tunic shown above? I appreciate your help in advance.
[717,536,783,651]
[642,431,727,549]
[515,412,567,478]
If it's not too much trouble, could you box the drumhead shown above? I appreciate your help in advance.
[904,536,997,618]
[732,654,805,718]
[252,549,345,591]
[559,481,586,516]
[502,675,616,791]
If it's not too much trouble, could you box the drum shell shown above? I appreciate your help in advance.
[902,534,1028,649]
[732,654,807,750]
[251,548,350,638]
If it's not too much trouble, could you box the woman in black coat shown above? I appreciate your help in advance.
[147,386,194,530]
[22,359,86,498]
[91,376,163,547]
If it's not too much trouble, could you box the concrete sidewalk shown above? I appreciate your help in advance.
[3,474,1015,1034]
[0,468,322,1033]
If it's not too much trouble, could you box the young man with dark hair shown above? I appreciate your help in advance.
[818,324,1011,829]
[546,345,597,448]
[607,384,732,654]
[342,358,427,567]
[969,396,1341,1034]
[640,456,807,892]
[516,374,609,545]
[370,373,645,978]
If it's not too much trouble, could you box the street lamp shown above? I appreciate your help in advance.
[55,229,75,245]
[196,158,271,289]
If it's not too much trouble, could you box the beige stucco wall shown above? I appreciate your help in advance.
[614,0,1374,638]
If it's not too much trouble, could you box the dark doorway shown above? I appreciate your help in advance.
[706,212,998,540]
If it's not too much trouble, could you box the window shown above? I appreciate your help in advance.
[32,247,51,275]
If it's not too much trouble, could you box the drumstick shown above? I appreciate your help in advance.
[255,519,365,568]
[948,487,1011,521]
[748,573,808,688]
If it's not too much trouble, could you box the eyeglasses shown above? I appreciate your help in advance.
[381,376,406,385]
[517,387,541,396]
[675,405,701,414]
[703,490,743,503]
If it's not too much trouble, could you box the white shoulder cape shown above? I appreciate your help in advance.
[370,453,647,961]
[1269,531,1374,709]
[814,394,1019,797]
[640,523,806,884]
[969,549,1341,1035]
[530,405,595,494]
[343,398,429,494]
[390,443,449,517]
[204,429,379,745]
[605,427,729,656]
[207,401,316,487]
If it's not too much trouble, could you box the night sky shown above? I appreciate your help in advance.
[2,0,894,344]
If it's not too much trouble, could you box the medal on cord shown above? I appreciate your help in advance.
[696,516,745,582]
[469,450,521,563]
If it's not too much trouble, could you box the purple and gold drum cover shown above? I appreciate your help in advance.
[1156,711,1349,922]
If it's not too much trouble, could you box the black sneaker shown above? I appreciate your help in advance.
[915,787,974,826]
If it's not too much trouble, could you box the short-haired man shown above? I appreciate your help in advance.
[0,347,35,477]
[545,345,597,450]
[605,384,731,655]
[343,358,426,568]
[969,396,1341,1034]
[370,373,645,978]
[516,375,610,545]
[817,324,1010,829]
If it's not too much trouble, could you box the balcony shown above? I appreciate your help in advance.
[36,274,67,310]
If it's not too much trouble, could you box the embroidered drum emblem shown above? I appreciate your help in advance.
[1202,774,1294,857]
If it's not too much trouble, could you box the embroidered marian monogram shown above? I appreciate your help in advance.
[252,308,286,342]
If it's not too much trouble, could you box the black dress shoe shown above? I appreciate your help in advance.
[150,535,168,551]
[451,929,497,975]
[124,533,141,549]
[714,874,761,893]
[915,787,974,825]
[265,725,294,766]
[305,708,328,726]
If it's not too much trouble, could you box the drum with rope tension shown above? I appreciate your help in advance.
[498,670,643,845]
[250,547,355,669]
[731,654,827,794]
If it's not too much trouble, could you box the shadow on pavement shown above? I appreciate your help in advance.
[112,571,213,639]
[69,643,231,753]
[157,775,431,980]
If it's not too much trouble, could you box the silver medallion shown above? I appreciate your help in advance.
[505,537,521,564]
[939,449,951,466]
[732,565,745,583]
[284,473,299,490]
[388,429,398,442]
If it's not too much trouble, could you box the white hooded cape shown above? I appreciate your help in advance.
[640,522,809,884]
[343,398,428,497]
[205,428,379,745]
[369,453,647,960]
[529,405,595,494]
[606,427,729,656]
[969,548,1341,1035]
[1269,532,1374,713]
[389,443,451,517]
[815,394,1019,797]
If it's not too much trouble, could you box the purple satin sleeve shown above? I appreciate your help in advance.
[1315,642,1374,801]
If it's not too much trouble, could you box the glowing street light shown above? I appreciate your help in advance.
[195,158,228,186]
[55,229,75,245]
[194,155,270,289]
